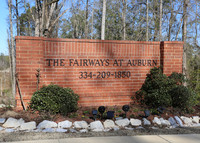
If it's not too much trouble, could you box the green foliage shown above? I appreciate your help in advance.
[150,108,159,115]
[168,72,186,85]
[170,85,198,111]
[135,67,173,107]
[83,110,90,115]
[134,67,198,111]
[18,4,35,36]
[69,113,78,118]
[29,84,79,115]
[188,55,200,100]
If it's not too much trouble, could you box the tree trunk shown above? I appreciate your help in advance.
[146,0,148,41]
[159,0,162,41]
[15,0,19,36]
[40,0,45,36]
[182,0,188,84]
[175,19,182,41]
[153,1,159,41]
[7,30,12,87]
[101,0,106,40]
[91,7,94,39]
[85,0,89,39]
[195,1,198,46]
[35,0,40,37]
[168,0,173,41]
[122,0,127,40]
[8,0,16,98]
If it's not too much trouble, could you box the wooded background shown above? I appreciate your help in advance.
[4,0,200,98]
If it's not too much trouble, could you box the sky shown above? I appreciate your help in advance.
[0,0,9,55]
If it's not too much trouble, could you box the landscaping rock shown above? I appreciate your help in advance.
[174,116,183,127]
[136,126,145,129]
[90,121,104,130]
[168,117,178,128]
[180,116,193,126]
[192,116,199,124]
[151,126,159,129]
[143,118,151,126]
[79,129,88,133]
[160,118,170,126]
[113,127,120,131]
[42,128,55,132]
[3,117,24,128]
[115,118,130,127]
[37,120,57,129]
[130,119,142,126]
[58,120,72,128]
[152,117,161,125]
[73,121,88,129]
[69,128,78,133]
[32,129,42,132]
[192,123,200,127]
[0,127,4,131]
[103,120,116,129]
[104,128,111,132]
[125,127,134,130]
[55,128,68,133]
[20,121,36,130]
[18,118,25,124]
[5,128,15,132]
[0,118,5,124]
[92,129,103,132]
[115,117,123,120]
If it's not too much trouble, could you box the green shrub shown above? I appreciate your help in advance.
[168,72,186,85]
[169,85,198,111]
[135,67,173,107]
[29,84,79,115]
[134,67,198,111]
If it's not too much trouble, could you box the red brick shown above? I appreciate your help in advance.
[15,36,183,109]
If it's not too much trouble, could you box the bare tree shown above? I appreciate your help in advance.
[153,0,159,41]
[101,0,106,40]
[15,0,19,35]
[33,0,68,37]
[122,0,127,40]
[194,0,199,48]
[91,6,94,39]
[85,0,89,39]
[146,0,148,41]
[159,0,162,41]
[182,0,188,79]
[8,0,16,98]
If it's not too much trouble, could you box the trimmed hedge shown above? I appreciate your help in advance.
[29,84,79,115]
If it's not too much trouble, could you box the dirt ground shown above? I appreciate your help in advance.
[0,104,200,125]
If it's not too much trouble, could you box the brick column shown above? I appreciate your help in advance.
[160,41,183,76]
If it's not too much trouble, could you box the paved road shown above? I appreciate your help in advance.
[4,134,200,143]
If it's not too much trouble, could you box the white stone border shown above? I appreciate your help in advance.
[0,116,199,133]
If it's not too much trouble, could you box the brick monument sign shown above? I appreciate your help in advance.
[15,36,183,109]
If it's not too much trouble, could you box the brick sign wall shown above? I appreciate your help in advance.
[15,36,183,109]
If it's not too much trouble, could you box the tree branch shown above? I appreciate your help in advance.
[48,8,69,32]
[46,0,59,6]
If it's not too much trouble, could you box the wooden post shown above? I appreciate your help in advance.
[15,73,26,110]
